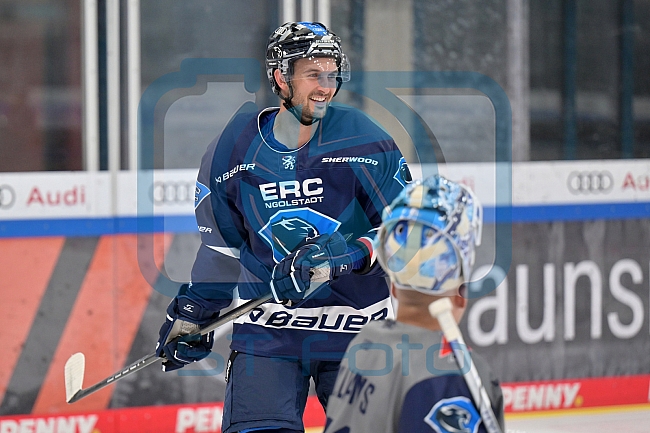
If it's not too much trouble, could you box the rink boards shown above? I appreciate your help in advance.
[1,160,649,431]
[1,376,650,433]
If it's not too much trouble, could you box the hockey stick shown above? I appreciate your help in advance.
[64,263,332,404]
[428,298,503,433]
[64,294,271,403]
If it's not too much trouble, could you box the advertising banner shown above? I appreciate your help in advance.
[1,375,649,433]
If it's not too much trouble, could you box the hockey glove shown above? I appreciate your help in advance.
[155,294,220,372]
[270,231,353,304]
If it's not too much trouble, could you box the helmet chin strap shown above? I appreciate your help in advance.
[282,100,319,126]
[281,82,321,126]
[279,78,342,126]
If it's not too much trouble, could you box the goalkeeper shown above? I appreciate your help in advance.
[324,175,505,433]
[154,21,410,433]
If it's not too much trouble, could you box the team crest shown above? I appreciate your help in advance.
[394,157,412,187]
[270,217,318,257]
[194,181,211,209]
[424,397,481,433]
[259,208,341,262]
[282,155,296,170]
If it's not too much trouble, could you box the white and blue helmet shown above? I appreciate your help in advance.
[377,175,483,295]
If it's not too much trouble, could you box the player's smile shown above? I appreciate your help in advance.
[308,91,330,116]
[289,57,338,123]
[310,94,328,105]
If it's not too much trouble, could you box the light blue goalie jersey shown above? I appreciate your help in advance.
[323,320,505,433]
[188,103,410,359]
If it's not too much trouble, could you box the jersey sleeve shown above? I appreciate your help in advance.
[352,143,411,276]
[185,134,246,309]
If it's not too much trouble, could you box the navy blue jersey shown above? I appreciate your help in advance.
[188,104,409,359]
[324,320,505,433]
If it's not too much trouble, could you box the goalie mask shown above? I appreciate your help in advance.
[376,175,483,295]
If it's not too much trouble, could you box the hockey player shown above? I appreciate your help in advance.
[324,175,505,433]
[155,22,410,433]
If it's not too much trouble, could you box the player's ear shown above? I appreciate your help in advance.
[452,286,468,310]
[274,69,288,90]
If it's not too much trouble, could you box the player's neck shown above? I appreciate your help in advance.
[396,305,443,332]
[274,108,319,149]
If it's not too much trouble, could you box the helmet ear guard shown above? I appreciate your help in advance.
[376,175,483,296]
[333,53,351,96]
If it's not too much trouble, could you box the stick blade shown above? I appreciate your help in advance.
[64,353,85,403]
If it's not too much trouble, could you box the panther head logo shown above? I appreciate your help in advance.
[271,217,318,256]
[259,208,341,263]
[436,405,472,433]
[425,397,481,433]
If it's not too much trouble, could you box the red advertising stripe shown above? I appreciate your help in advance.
[32,234,172,414]
[2,376,648,433]
[0,237,66,402]
[501,375,650,412]
[0,403,220,433]
[0,399,323,433]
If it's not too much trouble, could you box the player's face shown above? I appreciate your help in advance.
[288,56,338,123]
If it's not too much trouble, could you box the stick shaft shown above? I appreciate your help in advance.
[67,264,331,403]
[430,299,503,433]
[67,353,159,403]
[197,293,272,335]
[67,294,272,403]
